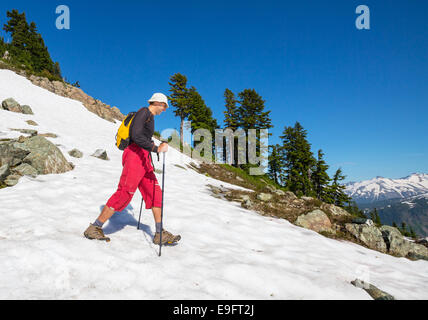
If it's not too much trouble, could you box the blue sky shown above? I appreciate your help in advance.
[1,0,427,182]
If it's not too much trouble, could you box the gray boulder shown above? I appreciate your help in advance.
[295,209,333,233]
[68,149,83,158]
[12,135,73,174]
[380,225,411,257]
[91,149,109,160]
[11,163,38,177]
[2,98,22,113]
[26,120,38,126]
[321,203,351,218]
[241,199,254,209]
[4,174,21,186]
[20,105,34,115]
[352,218,374,226]
[0,141,29,167]
[274,189,286,196]
[345,223,387,253]
[407,242,428,261]
[351,279,394,300]
[0,164,10,181]
[257,193,273,201]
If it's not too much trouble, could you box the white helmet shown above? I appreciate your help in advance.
[148,93,169,108]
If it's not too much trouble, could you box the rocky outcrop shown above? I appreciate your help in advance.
[345,223,387,253]
[320,203,352,218]
[0,135,73,187]
[295,209,333,233]
[380,226,412,257]
[68,149,83,158]
[351,279,394,300]
[27,75,124,123]
[91,149,109,160]
[257,193,273,201]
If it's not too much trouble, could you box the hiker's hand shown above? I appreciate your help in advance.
[158,142,169,153]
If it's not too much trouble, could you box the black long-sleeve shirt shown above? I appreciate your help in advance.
[130,107,158,153]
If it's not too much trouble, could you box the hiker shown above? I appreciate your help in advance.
[84,93,181,245]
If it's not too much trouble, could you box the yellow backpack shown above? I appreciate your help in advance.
[115,112,136,150]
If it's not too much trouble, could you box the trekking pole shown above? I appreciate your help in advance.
[159,152,166,257]
[137,198,144,230]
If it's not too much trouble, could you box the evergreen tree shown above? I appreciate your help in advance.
[280,122,316,196]
[187,86,218,139]
[312,149,331,202]
[3,10,61,79]
[392,222,398,228]
[268,144,285,185]
[223,89,239,165]
[236,89,273,173]
[327,167,351,207]
[168,73,191,149]
[3,10,32,68]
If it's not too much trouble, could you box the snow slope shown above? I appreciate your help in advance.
[0,70,427,300]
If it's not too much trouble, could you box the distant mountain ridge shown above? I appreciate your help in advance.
[345,173,428,237]
[345,173,428,204]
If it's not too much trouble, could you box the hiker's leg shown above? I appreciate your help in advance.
[100,150,144,224]
[138,170,162,229]
[97,205,115,224]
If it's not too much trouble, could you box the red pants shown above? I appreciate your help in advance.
[106,143,162,211]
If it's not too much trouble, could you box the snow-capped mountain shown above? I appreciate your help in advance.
[345,174,428,204]
[1,69,427,299]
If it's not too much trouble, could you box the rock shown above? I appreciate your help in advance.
[320,203,352,218]
[91,149,109,160]
[236,176,244,182]
[415,238,428,248]
[2,98,22,113]
[12,135,73,174]
[68,149,83,158]
[352,218,374,226]
[0,141,29,167]
[351,279,395,300]
[4,174,21,186]
[11,163,38,177]
[241,199,254,209]
[274,189,286,196]
[26,120,38,126]
[380,225,411,257]
[38,133,58,138]
[345,223,387,253]
[283,191,297,201]
[240,195,251,202]
[264,185,276,193]
[407,242,428,261]
[257,193,273,201]
[20,105,34,115]
[10,129,38,136]
[301,196,315,201]
[0,164,10,181]
[295,209,333,233]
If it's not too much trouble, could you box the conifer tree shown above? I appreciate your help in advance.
[187,87,218,136]
[223,89,239,165]
[268,144,285,185]
[280,122,316,196]
[327,167,351,207]
[236,89,273,173]
[168,73,191,148]
[312,149,331,202]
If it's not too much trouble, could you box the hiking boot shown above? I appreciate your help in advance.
[84,224,110,242]
[153,229,181,245]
